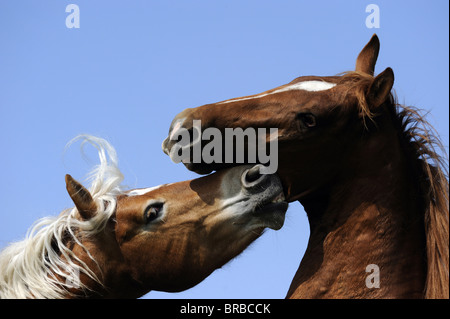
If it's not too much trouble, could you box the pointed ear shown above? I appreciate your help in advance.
[367,67,394,109]
[355,34,380,76]
[65,174,97,220]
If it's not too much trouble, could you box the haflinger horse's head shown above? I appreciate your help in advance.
[0,136,287,299]
[65,165,287,298]
[162,34,394,201]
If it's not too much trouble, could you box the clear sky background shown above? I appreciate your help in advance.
[0,1,448,299]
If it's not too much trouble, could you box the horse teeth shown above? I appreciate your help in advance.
[272,193,285,203]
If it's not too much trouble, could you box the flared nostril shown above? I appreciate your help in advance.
[242,164,271,190]
[245,165,262,183]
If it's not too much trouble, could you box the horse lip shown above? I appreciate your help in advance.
[251,176,287,224]
[254,191,288,214]
[161,137,170,155]
[271,191,285,203]
[184,162,214,175]
[253,201,288,230]
[260,189,286,206]
[257,201,288,212]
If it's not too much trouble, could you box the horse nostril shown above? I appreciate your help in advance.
[245,165,263,184]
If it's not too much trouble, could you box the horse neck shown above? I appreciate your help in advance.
[288,123,427,298]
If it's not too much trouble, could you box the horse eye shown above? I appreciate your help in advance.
[297,113,317,128]
[144,202,164,224]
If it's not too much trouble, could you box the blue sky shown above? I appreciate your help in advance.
[0,1,448,299]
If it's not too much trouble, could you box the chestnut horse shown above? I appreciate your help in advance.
[162,35,449,298]
[0,135,287,298]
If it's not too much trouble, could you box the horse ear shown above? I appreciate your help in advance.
[65,174,97,220]
[367,67,394,109]
[355,34,380,76]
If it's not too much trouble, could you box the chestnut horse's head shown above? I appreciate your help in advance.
[161,34,449,298]
[162,34,395,201]
[0,136,287,299]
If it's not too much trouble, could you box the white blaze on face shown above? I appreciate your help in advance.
[127,184,170,197]
[169,120,184,140]
[280,80,337,92]
[218,80,337,104]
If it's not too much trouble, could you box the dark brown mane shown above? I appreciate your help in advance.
[395,104,449,298]
[344,70,449,298]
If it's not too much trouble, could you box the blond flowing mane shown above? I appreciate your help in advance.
[0,135,124,298]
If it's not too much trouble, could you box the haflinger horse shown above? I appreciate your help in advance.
[0,135,287,299]
[162,35,449,299]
